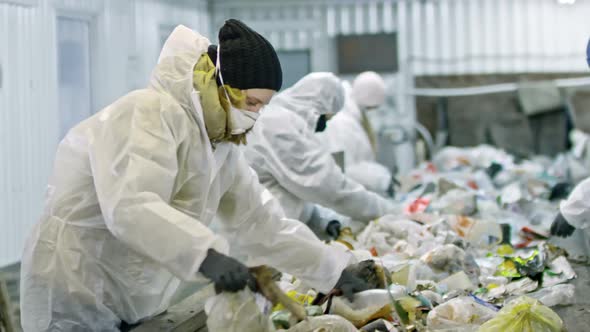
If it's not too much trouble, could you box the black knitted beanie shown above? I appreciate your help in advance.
[207,19,282,91]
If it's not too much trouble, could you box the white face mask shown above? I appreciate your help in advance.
[229,107,259,135]
[216,43,259,135]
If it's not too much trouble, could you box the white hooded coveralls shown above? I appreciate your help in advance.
[319,81,392,195]
[556,177,590,260]
[20,26,352,331]
[243,73,395,223]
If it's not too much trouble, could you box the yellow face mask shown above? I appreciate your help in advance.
[192,54,248,144]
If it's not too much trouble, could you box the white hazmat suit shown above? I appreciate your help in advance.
[319,72,392,195]
[556,177,590,260]
[243,73,395,224]
[20,26,352,331]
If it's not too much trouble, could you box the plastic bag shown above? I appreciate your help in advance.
[272,306,323,330]
[345,285,406,309]
[445,216,502,247]
[205,289,275,332]
[543,255,577,287]
[357,217,436,258]
[501,182,528,205]
[328,297,393,328]
[437,271,475,292]
[359,319,398,332]
[430,189,477,215]
[504,277,539,298]
[477,296,563,332]
[421,244,480,285]
[426,296,497,331]
[421,244,466,272]
[528,284,575,307]
[420,290,443,306]
[283,315,357,332]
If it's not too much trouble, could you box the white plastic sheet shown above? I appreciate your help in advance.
[426,296,497,331]
[205,289,275,332]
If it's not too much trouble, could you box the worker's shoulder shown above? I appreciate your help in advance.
[121,89,186,112]
[260,107,305,134]
[110,89,196,126]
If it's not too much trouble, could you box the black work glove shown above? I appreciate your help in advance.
[198,249,257,293]
[326,220,342,239]
[387,176,401,198]
[550,213,576,238]
[549,182,572,201]
[335,269,371,302]
[315,114,328,132]
[485,162,503,179]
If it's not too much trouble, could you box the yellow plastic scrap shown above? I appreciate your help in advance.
[486,283,500,290]
[335,240,354,250]
[496,244,515,256]
[513,250,539,265]
[477,296,563,332]
[334,227,357,250]
[391,264,411,286]
[273,290,316,312]
[398,296,422,323]
[495,259,521,278]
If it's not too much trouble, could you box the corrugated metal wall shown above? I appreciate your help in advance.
[1,0,57,267]
[213,0,397,48]
[213,0,589,75]
[406,0,590,75]
[0,0,209,266]
[211,0,398,73]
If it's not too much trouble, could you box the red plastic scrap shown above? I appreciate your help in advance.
[370,247,379,257]
[521,226,549,239]
[515,238,534,249]
[405,198,430,214]
[426,163,438,173]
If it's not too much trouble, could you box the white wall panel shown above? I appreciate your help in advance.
[0,1,55,266]
[0,0,210,266]
[132,0,208,90]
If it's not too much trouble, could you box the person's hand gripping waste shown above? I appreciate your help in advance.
[550,212,576,238]
[334,269,371,301]
[199,249,257,293]
[326,220,342,239]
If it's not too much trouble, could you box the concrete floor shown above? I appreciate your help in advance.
[554,263,590,332]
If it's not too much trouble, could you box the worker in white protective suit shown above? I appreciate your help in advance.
[20,21,368,331]
[319,71,393,196]
[549,38,590,261]
[243,72,396,239]
[551,177,590,260]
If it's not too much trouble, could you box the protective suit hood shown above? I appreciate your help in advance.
[317,80,392,194]
[351,71,386,109]
[340,81,362,121]
[272,72,345,131]
[150,25,210,116]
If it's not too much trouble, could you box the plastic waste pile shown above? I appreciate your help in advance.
[207,145,581,331]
